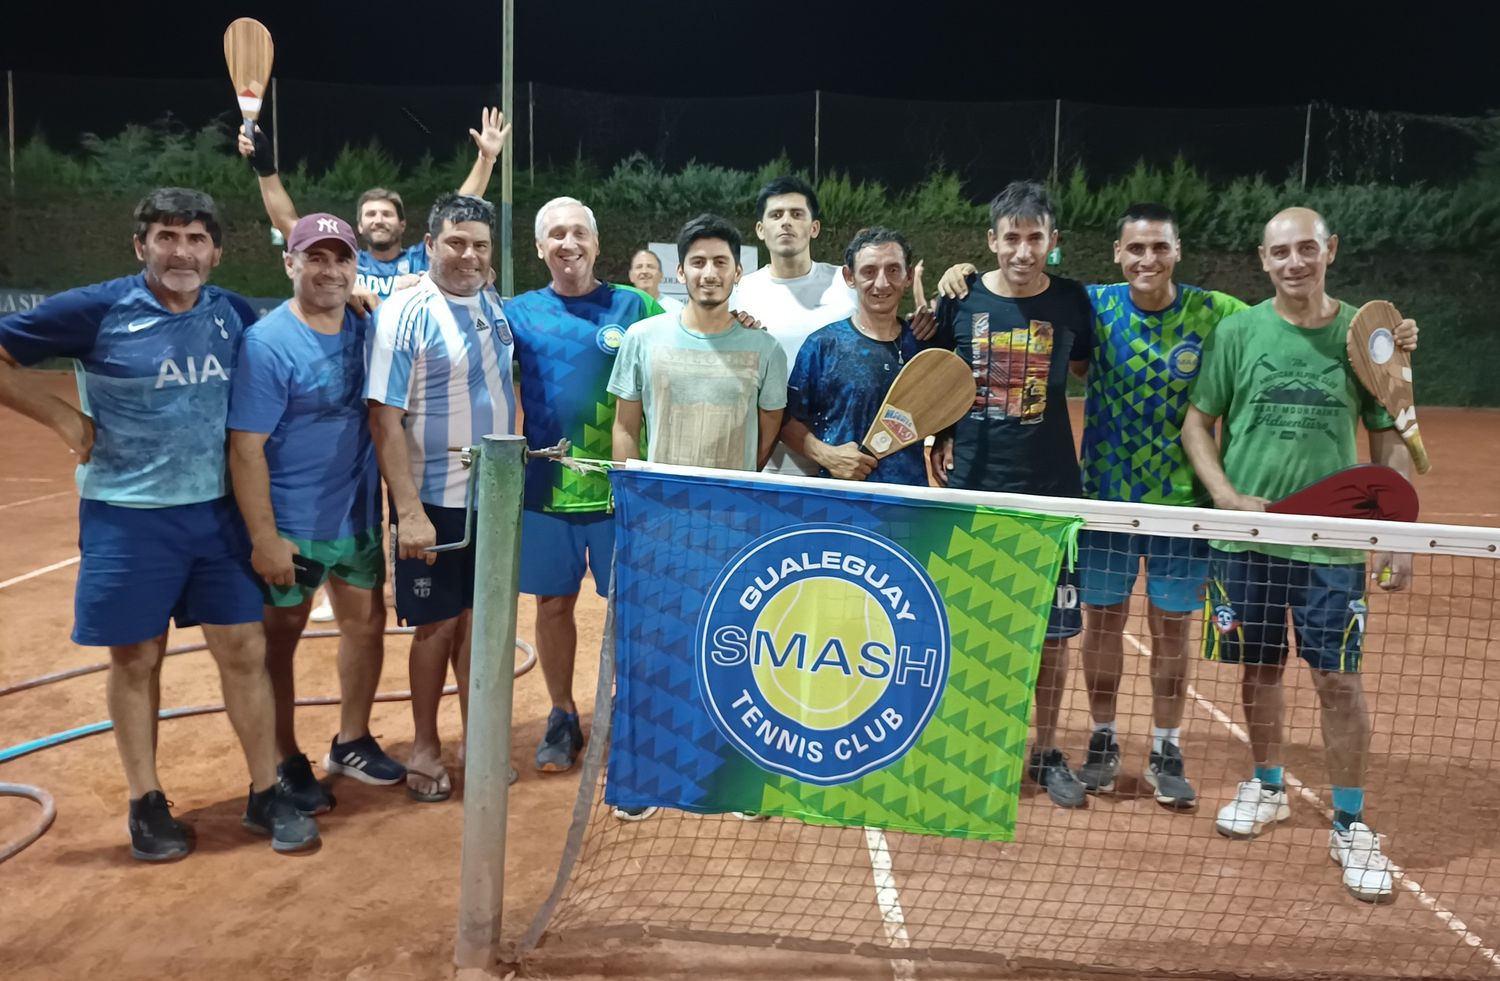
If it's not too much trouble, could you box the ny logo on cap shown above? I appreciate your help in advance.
[317,217,341,234]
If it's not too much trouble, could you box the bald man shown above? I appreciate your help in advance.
[1182,207,1415,904]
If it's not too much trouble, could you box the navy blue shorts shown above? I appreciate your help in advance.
[518,510,613,598]
[1047,565,1082,641]
[1201,548,1368,673]
[1079,530,1210,613]
[392,503,474,627]
[74,497,263,647]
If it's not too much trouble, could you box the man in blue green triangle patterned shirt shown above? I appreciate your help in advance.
[508,196,662,776]
[1073,204,1247,809]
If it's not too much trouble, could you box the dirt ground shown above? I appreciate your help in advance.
[1,371,1497,981]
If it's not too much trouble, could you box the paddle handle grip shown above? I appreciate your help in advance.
[1402,426,1432,475]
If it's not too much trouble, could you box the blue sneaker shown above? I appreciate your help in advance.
[535,708,584,773]
[278,752,335,815]
[323,734,406,786]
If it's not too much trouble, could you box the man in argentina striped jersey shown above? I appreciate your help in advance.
[365,193,516,803]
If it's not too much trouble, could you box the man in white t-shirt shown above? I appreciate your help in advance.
[729,176,855,474]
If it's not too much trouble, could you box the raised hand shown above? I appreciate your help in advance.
[469,107,511,162]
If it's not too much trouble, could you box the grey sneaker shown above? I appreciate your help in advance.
[535,708,584,773]
[243,784,320,853]
[1145,742,1197,809]
[1027,748,1087,808]
[1077,730,1121,793]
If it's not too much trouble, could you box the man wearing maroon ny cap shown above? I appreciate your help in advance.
[228,212,406,817]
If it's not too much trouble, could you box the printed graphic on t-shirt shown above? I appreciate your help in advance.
[970,313,1054,424]
[649,346,762,469]
[1248,354,1348,444]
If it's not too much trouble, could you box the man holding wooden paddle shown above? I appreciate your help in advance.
[1182,207,1415,903]
[237,108,510,303]
[782,227,941,486]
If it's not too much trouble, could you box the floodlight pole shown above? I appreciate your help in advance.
[1301,103,1312,190]
[7,71,15,194]
[500,0,515,298]
[453,434,527,971]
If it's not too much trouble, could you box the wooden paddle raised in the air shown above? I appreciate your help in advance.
[1348,300,1431,474]
[859,349,977,459]
[223,18,274,141]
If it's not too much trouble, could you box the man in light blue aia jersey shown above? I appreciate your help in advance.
[0,188,317,860]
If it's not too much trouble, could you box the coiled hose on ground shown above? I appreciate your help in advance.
[0,627,537,863]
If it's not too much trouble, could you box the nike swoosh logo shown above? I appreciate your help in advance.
[125,318,160,332]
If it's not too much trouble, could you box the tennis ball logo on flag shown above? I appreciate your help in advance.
[695,524,950,786]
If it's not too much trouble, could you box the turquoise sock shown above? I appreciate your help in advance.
[1254,765,1284,790]
[1332,786,1365,828]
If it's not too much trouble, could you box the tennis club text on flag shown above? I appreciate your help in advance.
[604,469,1083,841]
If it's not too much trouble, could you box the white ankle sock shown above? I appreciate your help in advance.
[1152,727,1180,754]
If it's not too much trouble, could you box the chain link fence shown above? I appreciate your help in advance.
[2,72,1488,190]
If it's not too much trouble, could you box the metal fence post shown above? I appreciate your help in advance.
[7,71,15,194]
[499,0,515,299]
[527,81,534,187]
[1052,99,1061,185]
[1302,103,1313,190]
[453,433,527,971]
[813,89,821,184]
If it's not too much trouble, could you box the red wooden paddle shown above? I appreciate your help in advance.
[1266,464,1418,522]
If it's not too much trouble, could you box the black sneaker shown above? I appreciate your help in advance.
[1145,741,1198,809]
[1027,748,1087,808]
[243,784,321,853]
[277,753,335,815]
[323,734,406,786]
[1077,729,1121,793]
[534,708,584,773]
[127,790,191,862]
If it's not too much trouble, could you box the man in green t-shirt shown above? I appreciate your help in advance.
[1182,207,1416,904]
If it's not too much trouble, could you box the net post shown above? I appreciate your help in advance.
[499,0,515,299]
[453,433,527,971]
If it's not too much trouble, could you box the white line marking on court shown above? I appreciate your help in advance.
[0,477,58,483]
[1426,512,1500,520]
[863,826,917,981]
[0,489,70,512]
[0,555,79,591]
[1124,632,1500,973]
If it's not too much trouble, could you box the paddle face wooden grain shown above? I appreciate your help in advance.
[1348,299,1431,474]
[859,349,977,459]
[224,18,274,132]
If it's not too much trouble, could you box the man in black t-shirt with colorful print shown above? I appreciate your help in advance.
[932,181,1093,808]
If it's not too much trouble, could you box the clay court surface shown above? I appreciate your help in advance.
[1,370,1497,980]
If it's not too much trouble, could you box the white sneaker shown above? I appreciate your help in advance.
[1215,779,1290,839]
[612,805,658,822]
[1330,822,1395,903]
[731,811,769,822]
[309,594,335,623]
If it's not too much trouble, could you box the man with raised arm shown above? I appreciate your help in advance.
[238,108,510,303]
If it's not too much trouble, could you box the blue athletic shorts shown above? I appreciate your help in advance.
[1079,530,1210,613]
[74,497,263,647]
[1047,565,1082,641]
[518,510,614,598]
[1201,548,1368,673]
[392,503,474,627]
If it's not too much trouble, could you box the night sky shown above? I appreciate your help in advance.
[1,2,1494,113]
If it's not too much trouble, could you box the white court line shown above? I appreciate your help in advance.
[863,826,917,981]
[1123,632,1500,973]
[0,555,79,591]
[0,489,70,512]
[0,477,58,483]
